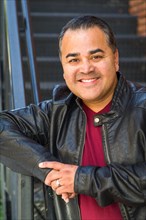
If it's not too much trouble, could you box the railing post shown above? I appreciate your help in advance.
[21,0,41,104]
[3,0,34,219]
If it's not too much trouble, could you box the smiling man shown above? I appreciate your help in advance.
[61,24,119,112]
[0,15,146,220]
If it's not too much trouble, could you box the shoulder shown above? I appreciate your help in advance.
[38,84,75,111]
[127,81,146,107]
[52,84,75,104]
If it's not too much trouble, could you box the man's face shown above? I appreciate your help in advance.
[60,27,119,109]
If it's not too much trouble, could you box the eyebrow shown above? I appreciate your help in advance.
[65,48,104,59]
[89,48,104,54]
[66,53,80,59]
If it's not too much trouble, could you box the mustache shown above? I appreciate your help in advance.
[76,72,101,80]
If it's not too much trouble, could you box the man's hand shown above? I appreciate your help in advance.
[39,161,78,203]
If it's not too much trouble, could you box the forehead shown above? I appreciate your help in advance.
[60,27,108,52]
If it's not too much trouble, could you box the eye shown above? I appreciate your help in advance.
[68,58,79,63]
[91,55,103,61]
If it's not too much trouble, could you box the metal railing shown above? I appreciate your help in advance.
[0,0,42,219]
[21,0,41,104]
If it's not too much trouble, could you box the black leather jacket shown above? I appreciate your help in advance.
[0,72,146,220]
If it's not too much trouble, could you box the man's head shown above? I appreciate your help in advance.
[59,15,119,111]
[59,15,117,55]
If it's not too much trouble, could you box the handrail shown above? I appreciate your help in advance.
[3,0,34,219]
[21,0,41,104]
[4,0,25,108]
[2,0,42,219]
[0,63,2,110]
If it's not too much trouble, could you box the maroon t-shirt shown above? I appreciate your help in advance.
[79,102,123,220]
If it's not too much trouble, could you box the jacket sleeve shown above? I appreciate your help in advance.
[74,162,146,206]
[0,101,57,182]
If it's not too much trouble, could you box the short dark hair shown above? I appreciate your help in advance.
[59,15,117,54]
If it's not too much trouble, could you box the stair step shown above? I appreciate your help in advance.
[22,57,146,83]
[25,13,137,35]
[120,58,146,82]
[18,0,146,101]
[29,0,129,14]
[117,35,146,57]
[21,34,146,58]
[23,57,63,82]
[25,82,65,103]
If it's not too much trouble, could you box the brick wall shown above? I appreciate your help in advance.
[129,0,146,36]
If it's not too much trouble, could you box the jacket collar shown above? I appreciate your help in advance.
[52,72,131,124]
[111,72,131,112]
[93,72,132,126]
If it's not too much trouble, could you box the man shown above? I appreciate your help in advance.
[0,15,146,220]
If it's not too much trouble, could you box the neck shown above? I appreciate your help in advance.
[83,95,113,113]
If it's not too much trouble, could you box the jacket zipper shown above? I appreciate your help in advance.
[102,124,111,164]
[102,124,129,220]
[76,104,87,166]
[75,108,87,220]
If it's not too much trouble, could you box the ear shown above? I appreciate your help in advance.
[63,72,66,81]
[114,49,119,71]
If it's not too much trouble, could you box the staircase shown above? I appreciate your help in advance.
[21,0,146,103]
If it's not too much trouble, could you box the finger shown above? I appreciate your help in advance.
[55,185,74,195]
[61,193,76,203]
[68,193,76,199]
[50,179,61,191]
[44,170,62,186]
[39,161,64,170]
[61,193,69,203]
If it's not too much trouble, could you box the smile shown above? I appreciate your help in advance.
[80,78,98,83]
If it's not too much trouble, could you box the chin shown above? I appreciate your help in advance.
[81,96,98,102]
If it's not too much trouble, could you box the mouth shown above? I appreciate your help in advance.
[79,77,100,83]
[80,78,96,83]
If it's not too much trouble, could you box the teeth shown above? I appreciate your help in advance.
[81,78,95,83]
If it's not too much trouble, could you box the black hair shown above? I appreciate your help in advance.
[59,15,117,54]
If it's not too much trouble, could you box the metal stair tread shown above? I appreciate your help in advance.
[30,12,137,19]
[23,57,146,62]
[32,33,146,40]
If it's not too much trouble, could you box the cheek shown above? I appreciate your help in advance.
[63,72,73,83]
[99,59,117,73]
[96,61,110,72]
[63,66,77,82]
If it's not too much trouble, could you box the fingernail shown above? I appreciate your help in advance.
[64,198,69,203]
[39,162,43,167]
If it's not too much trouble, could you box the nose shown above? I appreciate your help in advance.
[80,59,95,74]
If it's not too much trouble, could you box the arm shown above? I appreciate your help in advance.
[0,101,57,182]
[75,162,146,206]
[38,161,146,206]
